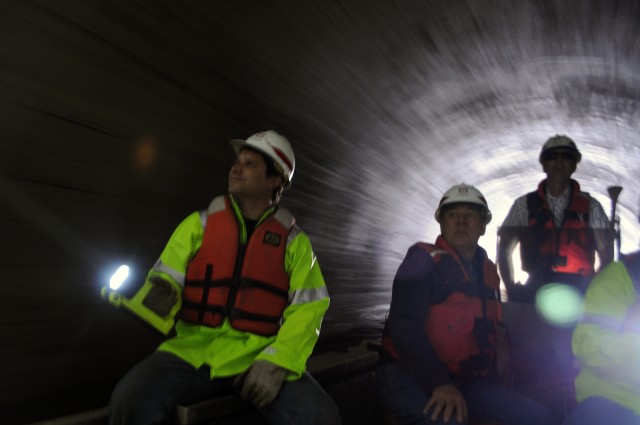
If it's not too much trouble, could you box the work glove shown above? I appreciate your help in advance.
[233,360,288,408]
[142,277,178,316]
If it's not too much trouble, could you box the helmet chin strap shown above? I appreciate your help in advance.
[272,184,285,206]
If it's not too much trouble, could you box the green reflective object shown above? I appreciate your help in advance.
[535,283,584,327]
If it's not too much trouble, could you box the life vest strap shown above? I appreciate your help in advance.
[459,351,494,378]
[238,278,289,298]
[181,301,227,315]
[229,308,281,324]
[446,280,499,300]
[183,278,234,288]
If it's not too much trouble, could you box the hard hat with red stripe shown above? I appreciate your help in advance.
[230,130,296,187]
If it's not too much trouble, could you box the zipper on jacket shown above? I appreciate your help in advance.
[226,213,255,320]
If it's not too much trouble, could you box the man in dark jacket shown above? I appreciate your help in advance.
[376,184,557,425]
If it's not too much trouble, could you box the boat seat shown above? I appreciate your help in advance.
[173,340,381,424]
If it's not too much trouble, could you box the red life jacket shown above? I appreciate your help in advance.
[521,180,596,277]
[181,196,292,336]
[382,237,502,377]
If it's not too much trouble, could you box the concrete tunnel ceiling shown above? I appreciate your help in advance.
[2,0,640,415]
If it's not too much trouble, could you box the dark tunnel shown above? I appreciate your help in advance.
[2,1,640,423]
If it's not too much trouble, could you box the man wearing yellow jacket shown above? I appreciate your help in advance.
[563,250,640,425]
[109,130,340,425]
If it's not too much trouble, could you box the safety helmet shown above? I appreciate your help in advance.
[230,130,295,187]
[435,183,492,224]
[539,135,582,164]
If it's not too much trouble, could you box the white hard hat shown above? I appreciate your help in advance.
[435,183,492,224]
[230,130,295,187]
[539,135,581,163]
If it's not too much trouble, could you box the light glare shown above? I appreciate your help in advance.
[535,283,584,327]
[109,265,130,290]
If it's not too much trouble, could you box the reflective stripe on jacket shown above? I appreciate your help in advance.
[181,196,291,336]
[382,236,502,378]
[572,252,640,414]
[147,195,329,378]
[521,180,596,277]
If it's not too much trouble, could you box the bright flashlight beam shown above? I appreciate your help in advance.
[109,265,130,290]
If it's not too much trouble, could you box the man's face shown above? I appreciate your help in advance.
[440,204,486,257]
[542,149,577,184]
[228,149,281,201]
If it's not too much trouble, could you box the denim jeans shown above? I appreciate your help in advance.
[563,397,639,425]
[375,361,560,425]
[109,351,341,425]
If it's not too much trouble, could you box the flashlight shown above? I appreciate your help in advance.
[109,265,130,290]
[101,263,180,335]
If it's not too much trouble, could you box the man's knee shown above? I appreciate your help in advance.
[108,361,173,425]
[319,396,342,425]
[271,373,341,425]
[109,373,135,419]
[109,372,154,424]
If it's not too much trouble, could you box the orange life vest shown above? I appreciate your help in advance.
[521,180,596,277]
[382,239,502,377]
[181,196,292,336]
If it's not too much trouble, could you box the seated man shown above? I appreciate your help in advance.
[108,131,340,425]
[376,184,558,425]
[564,249,640,425]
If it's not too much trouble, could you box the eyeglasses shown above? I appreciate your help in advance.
[543,152,575,162]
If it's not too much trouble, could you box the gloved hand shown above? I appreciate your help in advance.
[142,277,178,316]
[233,360,288,408]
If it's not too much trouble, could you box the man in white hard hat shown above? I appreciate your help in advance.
[498,135,613,303]
[376,184,557,425]
[108,130,340,425]
[497,135,614,420]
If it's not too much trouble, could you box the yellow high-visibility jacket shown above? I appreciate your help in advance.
[572,255,640,414]
[148,195,330,380]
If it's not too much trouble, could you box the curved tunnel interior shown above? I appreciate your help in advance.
[2,1,640,422]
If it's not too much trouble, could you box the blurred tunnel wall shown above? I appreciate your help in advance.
[1,0,640,421]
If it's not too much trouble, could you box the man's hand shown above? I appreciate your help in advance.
[142,277,178,316]
[233,360,288,408]
[505,281,530,303]
[423,383,467,423]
